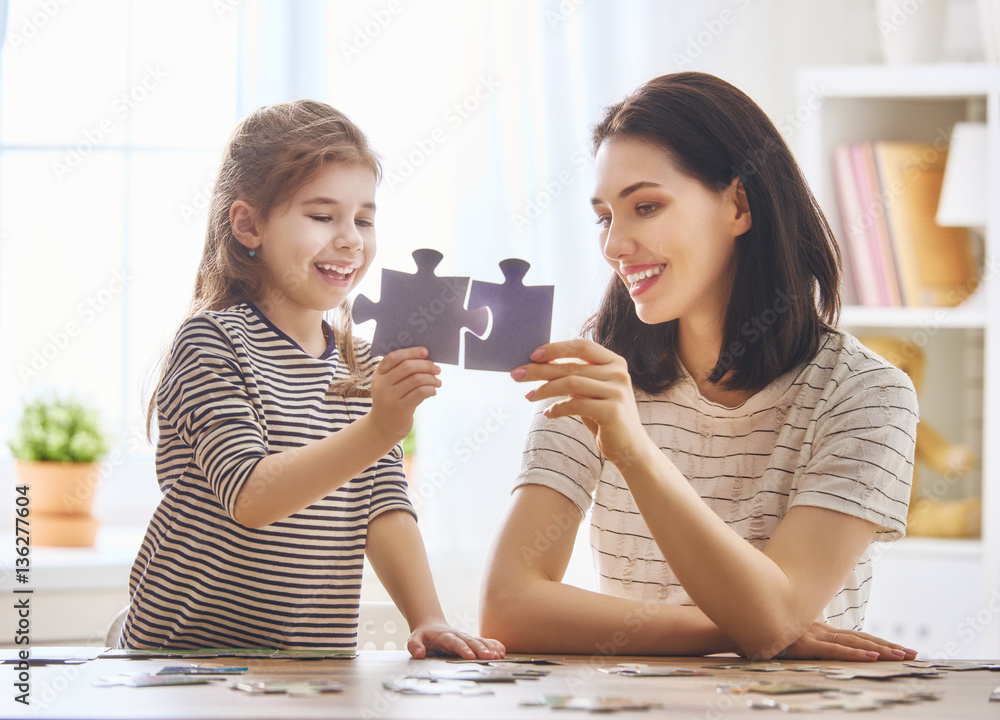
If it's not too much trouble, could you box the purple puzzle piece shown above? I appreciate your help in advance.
[464,259,553,372]
[352,249,489,365]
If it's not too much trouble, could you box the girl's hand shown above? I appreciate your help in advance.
[773,622,917,662]
[511,339,649,466]
[369,347,441,443]
[407,619,506,660]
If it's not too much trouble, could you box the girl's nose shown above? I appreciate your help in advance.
[334,222,364,251]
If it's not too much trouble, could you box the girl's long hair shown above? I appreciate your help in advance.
[585,72,840,395]
[146,100,381,437]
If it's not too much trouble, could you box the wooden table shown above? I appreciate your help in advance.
[4,650,998,718]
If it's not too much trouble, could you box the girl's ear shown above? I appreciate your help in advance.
[727,177,752,236]
[230,200,262,250]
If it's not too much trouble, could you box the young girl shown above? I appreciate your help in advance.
[482,73,918,661]
[122,100,503,659]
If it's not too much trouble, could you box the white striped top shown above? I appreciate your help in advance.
[515,331,917,631]
[122,302,412,651]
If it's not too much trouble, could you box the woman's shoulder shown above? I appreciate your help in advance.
[797,329,917,407]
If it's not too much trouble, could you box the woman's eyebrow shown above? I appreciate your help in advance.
[590,180,663,206]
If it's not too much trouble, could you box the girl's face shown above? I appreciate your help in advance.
[255,161,377,315]
[590,137,750,331]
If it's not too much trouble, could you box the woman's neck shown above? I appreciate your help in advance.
[677,318,754,408]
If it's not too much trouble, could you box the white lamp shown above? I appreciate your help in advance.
[937,122,988,228]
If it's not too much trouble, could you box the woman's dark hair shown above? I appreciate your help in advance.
[584,72,840,394]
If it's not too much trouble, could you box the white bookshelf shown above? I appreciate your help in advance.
[796,64,1000,659]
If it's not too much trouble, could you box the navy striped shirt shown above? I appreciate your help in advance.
[122,302,412,651]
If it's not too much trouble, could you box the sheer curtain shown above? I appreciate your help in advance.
[319,0,885,624]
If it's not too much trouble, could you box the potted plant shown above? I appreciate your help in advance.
[7,392,110,546]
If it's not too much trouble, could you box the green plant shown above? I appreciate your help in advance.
[401,425,416,457]
[7,393,110,463]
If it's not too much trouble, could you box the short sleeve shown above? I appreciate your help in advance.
[790,362,918,540]
[368,444,417,522]
[513,404,605,516]
[156,315,268,519]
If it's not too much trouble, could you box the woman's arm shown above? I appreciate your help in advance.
[366,509,504,660]
[233,347,439,528]
[512,339,917,660]
[481,483,738,655]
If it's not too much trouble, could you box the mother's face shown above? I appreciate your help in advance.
[590,137,751,328]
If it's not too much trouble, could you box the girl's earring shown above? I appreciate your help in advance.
[249,248,256,257]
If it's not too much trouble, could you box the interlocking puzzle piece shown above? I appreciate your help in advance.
[353,248,489,365]
[465,258,553,372]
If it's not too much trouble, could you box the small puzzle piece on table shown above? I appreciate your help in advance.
[520,695,665,712]
[353,248,488,365]
[600,663,710,677]
[383,677,493,696]
[465,258,553,371]
[823,666,944,681]
[228,678,344,696]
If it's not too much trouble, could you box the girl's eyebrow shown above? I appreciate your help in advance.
[303,196,377,210]
[590,180,662,206]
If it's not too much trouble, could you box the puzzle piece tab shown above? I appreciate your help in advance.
[465,258,553,372]
[353,249,489,365]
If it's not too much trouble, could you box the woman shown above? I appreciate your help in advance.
[481,73,918,661]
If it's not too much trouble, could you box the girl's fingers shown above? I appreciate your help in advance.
[377,346,431,374]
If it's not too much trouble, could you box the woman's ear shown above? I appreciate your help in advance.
[230,200,262,250]
[728,177,752,236]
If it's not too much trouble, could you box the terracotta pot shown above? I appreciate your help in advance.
[16,461,101,516]
[31,512,99,547]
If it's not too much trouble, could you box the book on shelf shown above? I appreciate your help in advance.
[831,141,977,308]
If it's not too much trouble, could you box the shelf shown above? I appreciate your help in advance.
[875,535,984,560]
[839,304,987,330]
[800,63,1000,99]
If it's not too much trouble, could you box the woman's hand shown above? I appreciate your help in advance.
[774,622,917,662]
[407,619,506,660]
[368,347,441,443]
[511,339,650,467]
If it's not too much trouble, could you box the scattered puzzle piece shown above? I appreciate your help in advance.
[228,678,344,696]
[823,666,944,681]
[383,677,493,696]
[520,695,665,712]
[465,258,553,371]
[353,248,488,364]
[601,663,710,677]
